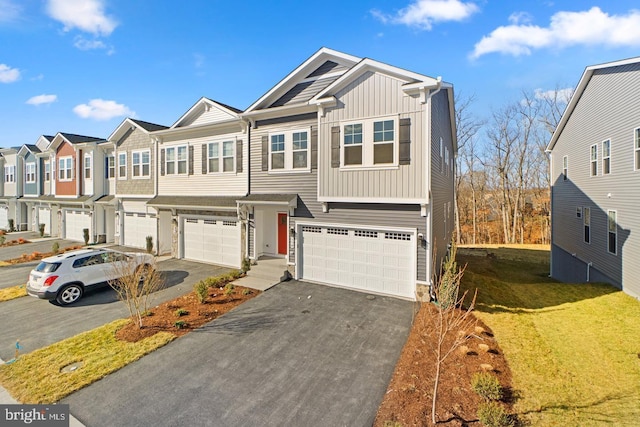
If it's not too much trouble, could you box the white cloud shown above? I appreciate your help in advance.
[73,99,134,120]
[26,94,58,106]
[74,36,106,50]
[0,64,20,83]
[372,0,479,30]
[0,0,21,22]
[472,7,640,59]
[46,0,117,36]
[534,87,573,104]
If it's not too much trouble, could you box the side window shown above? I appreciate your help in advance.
[73,254,104,268]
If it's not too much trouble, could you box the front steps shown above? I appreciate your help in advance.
[235,256,288,291]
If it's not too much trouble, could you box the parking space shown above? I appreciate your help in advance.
[0,258,230,361]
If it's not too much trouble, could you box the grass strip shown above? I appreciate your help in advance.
[460,248,640,426]
[0,285,27,302]
[0,319,175,403]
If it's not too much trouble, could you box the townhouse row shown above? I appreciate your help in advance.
[0,48,456,301]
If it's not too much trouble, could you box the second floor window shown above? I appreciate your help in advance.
[165,146,187,175]
[4,165,15,183]
[635,128,640,171]
[118,153,126,178]
[268,129,310,171]
[602,139,610,175]
[590,144,598,177]
[84,154,92,179]
[44,161,50,182]
[132,150,150,178]
[342,117,397,167]
[208,141,235,173]
[562,155,568,181]
[58,157,72,181]
[107,156,115,178]
[25,163,36,183]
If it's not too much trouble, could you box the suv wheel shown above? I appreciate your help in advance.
[56,284,83,305]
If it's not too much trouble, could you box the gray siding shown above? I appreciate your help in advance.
[23,152,38,196]
[550,62,640,298]
[116,127,155,195]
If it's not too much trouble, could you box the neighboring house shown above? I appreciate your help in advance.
[240,47,456,300]
[107,118,168,251]
[547,56,640,299]
[149,97,247,263]
[0,147,24,231]
[41,133,108,242]
[17,144,44,234]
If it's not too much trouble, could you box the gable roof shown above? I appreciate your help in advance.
[18,144,41,157]
[244,47,361,114]
[48,132,106,152]
[547,56,640,151]
[108,117,168,143]
[130,119,169,132]
[170,97,242,129]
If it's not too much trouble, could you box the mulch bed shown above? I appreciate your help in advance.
[375,303,514,426]
[3,245,84,264]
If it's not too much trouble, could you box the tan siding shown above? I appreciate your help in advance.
[115,128,155,195]
[190,107,236,126]
[319,71,427,200]
[551,62,640,296]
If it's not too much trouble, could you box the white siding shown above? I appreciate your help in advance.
[189,107,237,127]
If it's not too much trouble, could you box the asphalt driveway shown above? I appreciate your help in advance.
[0,259,230,361]
[63,281,414,427]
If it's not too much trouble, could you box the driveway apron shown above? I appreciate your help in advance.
[63,280,414,427]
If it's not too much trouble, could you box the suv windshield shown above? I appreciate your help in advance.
[35,262,61,273]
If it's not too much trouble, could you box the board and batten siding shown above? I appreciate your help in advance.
[319,71,428,201]
[551,62,640,297]
[157,127,248,197]
[429,89,456,270]
[116,127,155,195]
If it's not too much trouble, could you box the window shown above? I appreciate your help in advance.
[58,157,72,181]
[268,129,309,171]
[590,144,598,176]
[342,117,397,167]
[208,141,235,173]
[165,146,187,175]
[4,165,15,183]
[608,210,617,255]
[84,154,92,179]
[439,137,444,172]
[583,207,590,244]
[44,161,50,182]
[107,156,115,178]
[576,206,582,218]
[562,155,568,181]
[25,163,36,183]
[635,128,640,170]
[118,153,127,178]
[132,150,150,178]
[602,139,610,175]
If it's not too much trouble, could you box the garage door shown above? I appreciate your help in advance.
[38,207,51,236]
[0,206,8,230]
[64,210,91,242]
[123,213,157,249]
[182,217,241,267]
[300,225,415,299]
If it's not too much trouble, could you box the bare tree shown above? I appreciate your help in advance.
[109,256,164,328]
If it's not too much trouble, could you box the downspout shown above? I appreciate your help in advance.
[587,262,592,282]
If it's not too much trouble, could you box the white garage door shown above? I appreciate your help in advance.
[182,217,241,267]
[64,210,91,242]
[0,206,8,230]
[300,225,415,299]
[123,213,157,249]
[38,207,51,236]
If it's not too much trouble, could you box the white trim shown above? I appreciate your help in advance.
[317,196,428,204]
[165,145,188,175]
[58,156,73,181]
[339,116,399,169]
[602,138,611,175]
[607,209,617,256]
[131,149,151,179]
[25,162,36,183]
[206,139,236,174]
[268,127,312,172]
[117,152,127,180]
[84,152,92,180]
[590,143,598,177]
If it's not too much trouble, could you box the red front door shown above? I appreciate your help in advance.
[277,213,288,255]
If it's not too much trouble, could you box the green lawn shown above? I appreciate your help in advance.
[459,247,640,426]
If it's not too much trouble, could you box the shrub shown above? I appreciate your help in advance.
[477,401,514,427]
[0,235,5,245]
[8,219,14,232]
[194,280,209,303]
[145,235,153,254]
[174,308,188,317]
[82,228,90,245]
[383,422,403,427]
[241,258,251,272]
[242,288,252,296]
[206,277,221,288]
[224,283,235,298]
[471,372,504,401]
[230,269,242,279]
[174,320,187,329]
[38,223,46,237]
[52,242,60,254]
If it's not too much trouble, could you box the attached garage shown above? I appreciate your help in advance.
[181,216,241,267]
[298,224,416,299]
[38,207,51,236]
[0,206,8,230]
[123,212,157,249]
[64,210,91,242]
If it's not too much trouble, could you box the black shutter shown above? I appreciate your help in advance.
[160,148,165,176]
[261,135,269,171]
[201,144,208,174]
[105,157,109,179]
[399,118,411,165]
[236,140,243,173]
[188,145,194,175]
[310,128,318,170]
[330,126,340,168]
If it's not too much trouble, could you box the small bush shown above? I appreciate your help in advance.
[242,288,252,296]
[383,422,403,427]
[206,277,221,288]
[230,269,242,279]
[82,228,90,245]
[0,235,5,245]
[174,320,187,329]
[194,280,209,303]
[477,401,514,427]
[145,235,153,254]
[472,372,504,401]
[52,242,60,254]
[241,258,251,272]
[174,308,188,317]
[39,223,45,237]
[224,283,235,298]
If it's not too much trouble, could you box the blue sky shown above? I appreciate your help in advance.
[1,0,640,146]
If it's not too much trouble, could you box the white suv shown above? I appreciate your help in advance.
[26,248,154,305]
